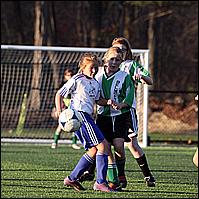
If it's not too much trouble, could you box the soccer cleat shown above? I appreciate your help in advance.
[51,143,57,149]
[64,176,85,191]
[71,144,81,150]
[118,175,127,188]
[93,181,116,192]
[78,171,95,182]
[108,182,122,191]
[144,176,156,187]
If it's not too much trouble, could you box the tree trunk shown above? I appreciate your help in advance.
[30,1,43,110]
[147,12,155,87]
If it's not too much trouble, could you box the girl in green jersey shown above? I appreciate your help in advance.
[111,37,155,187]
[95,46,135,190]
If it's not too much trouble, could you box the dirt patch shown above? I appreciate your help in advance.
[148,96,198,133]
[148,112,198,133]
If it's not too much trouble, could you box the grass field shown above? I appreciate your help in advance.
[1,143,198,198]
[1,129,198,144]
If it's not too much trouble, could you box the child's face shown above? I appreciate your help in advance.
[82,61,98,78]
[104,51,122,74]
[64,72,73,81]
[112,43,127,60]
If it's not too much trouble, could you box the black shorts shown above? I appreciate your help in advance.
[128,108,138,133]
[96,112,130,143]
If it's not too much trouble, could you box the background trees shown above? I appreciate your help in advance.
[1,1,198,92]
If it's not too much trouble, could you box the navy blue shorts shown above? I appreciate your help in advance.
[75,112,105,151]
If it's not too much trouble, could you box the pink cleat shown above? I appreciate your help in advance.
[64,176,85,191]
[93,181,117,192]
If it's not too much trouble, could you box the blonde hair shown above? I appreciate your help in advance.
[103,46,123,62]
[78,53,100,72]
[112,37,133,60]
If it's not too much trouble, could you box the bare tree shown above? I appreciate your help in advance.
[30,1,44,110]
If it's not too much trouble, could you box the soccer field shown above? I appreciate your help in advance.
[1,143,198,198]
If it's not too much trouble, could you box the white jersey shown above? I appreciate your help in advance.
[58,73,100,115]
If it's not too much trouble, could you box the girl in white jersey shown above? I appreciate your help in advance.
[54,53,115,192]
[111,37,155,187]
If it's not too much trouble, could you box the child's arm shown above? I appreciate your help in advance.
[55,91,64,118]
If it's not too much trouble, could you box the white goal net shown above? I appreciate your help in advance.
[1,45,149,147]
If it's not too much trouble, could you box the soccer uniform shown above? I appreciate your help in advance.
[59,71,111,188]
[119,59,156,186]
[58,80,71,109]
[95,69,135,143]
[120,60,151,138]
[58,73,105,150]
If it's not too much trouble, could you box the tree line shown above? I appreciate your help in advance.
[1,1,198,93]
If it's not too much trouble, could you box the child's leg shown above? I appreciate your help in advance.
[193,148,198,167]
[71,132,77,144]
[95,140,109,184]
[127,137,156,187]
[64,151,95,191]
[106,146,120,186]
[69,153,95,180]
[51,126,62,148]
[71,132,80,149]
[96,152,108,184]
[128,137,153,177]
[113,138,126,188]
[54,126,62,143]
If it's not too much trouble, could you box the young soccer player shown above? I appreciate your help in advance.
[51,68,80,150]
[54,53,115,192]
[111,37,155,187]
[95,46,135,190]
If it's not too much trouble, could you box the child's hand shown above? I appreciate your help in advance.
[107,99,119,110]
[55,110,61,119]
[133,68,142,82]
[107,99,113,105]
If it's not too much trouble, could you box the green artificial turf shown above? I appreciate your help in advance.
[1,143,198,198]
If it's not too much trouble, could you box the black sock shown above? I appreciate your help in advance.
[136,154,152,177]
[116,158,126,177]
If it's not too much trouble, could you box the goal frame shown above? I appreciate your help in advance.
[1,45,150,147]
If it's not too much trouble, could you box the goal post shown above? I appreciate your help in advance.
[1,45,150,147]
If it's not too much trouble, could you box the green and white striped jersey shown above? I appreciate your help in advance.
[120,60,151,108]
[120,60,150,78]
[95,69,134,117]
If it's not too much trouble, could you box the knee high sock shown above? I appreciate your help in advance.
[54,131,60,144]
[136,154,152,177]
[107,163,119,185]
[71,133,77,144]
[116,158,126,177]
[70,153,94,181]
[96,152,108,184]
